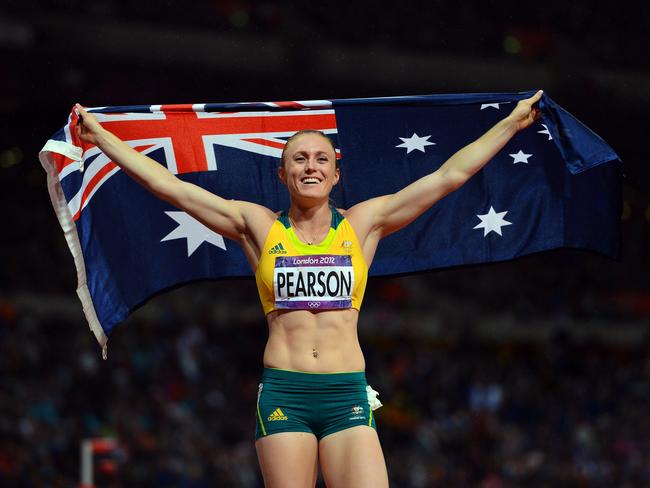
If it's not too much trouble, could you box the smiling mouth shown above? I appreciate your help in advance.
[301,177,321,184]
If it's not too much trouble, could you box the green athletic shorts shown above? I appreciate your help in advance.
[255,368,377,440]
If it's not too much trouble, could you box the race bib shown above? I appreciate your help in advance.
[273,255,354,310]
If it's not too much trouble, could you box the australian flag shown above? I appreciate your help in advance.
[39,91,621,353]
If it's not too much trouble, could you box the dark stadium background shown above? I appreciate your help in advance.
[1,2,649,486]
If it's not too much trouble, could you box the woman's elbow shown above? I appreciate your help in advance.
[442,169,469,193]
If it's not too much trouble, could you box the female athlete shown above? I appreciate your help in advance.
[75,89,542,487]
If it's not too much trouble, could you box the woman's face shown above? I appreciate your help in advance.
[279,134,339,202]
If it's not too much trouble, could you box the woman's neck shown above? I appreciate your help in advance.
[288,200,331,223]
[288,201,332,244]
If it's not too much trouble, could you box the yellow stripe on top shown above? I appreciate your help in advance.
[254,208,368,315]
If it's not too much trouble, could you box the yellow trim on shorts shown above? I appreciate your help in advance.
[257,400,267,436]
[368,408,373,427]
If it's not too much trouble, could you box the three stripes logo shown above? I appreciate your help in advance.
[268,408,288,421]
[268,242,287,254]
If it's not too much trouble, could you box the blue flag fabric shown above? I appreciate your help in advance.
[39,91,621,352]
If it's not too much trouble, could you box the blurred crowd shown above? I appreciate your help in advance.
[1,281,650,487]
[2,181,650,488]
[3,125,648,488]
[2,1,648,487]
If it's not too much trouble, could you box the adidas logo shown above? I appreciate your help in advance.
[268,242,287,254]
[268,408,288,421]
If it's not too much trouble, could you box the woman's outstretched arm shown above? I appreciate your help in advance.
[75,104,274,257]
[346,90,543,255]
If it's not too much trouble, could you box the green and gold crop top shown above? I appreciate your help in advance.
[254,208,368,314]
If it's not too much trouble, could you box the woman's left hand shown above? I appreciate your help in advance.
[509,90,544,132]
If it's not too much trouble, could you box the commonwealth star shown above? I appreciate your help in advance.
[473,206,513,237]
[161,211,227,256]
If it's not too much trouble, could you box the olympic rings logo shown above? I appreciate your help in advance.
[308,301,321,308]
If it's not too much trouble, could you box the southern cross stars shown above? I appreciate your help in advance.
[480,102,511,110]
[395,133,436,154]
[474,206,512,237]
[509,150,533,164]
[538,124,552,140]
[161,211,226,256]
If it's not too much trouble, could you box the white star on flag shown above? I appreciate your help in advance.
[161,211,226,256]
[480,102,511,110]
[509,150,533,164]
[474,206,512,236]
[395,133,436,153]
[538,124,552,140]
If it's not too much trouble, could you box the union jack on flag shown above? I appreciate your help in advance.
[40,92,621,354]
[54,101,338,221]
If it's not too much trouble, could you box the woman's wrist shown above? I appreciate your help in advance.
[502,114,521,134]
[93,127,117,149]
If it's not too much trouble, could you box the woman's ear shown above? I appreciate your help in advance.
[277,165,287,185]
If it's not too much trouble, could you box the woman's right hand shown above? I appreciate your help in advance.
[75,103,105,146]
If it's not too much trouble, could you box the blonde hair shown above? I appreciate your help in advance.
[280,130,339,168]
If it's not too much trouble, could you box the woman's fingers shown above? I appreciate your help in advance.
[520,90,543,111]
[530,89,543,104]
[74,104,102,143]
[75,103,87,120]
[528,91,543,122]
[510,90,544,131]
